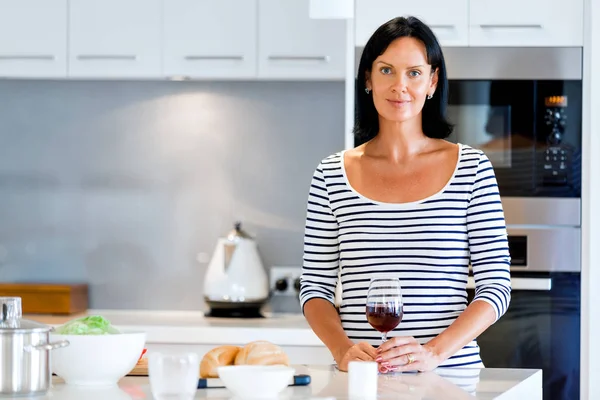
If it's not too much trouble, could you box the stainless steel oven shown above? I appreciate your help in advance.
[467,199,581,400]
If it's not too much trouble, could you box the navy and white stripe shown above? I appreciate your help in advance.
[299,143,511,368]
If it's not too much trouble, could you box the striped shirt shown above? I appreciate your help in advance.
[299,143,512,368]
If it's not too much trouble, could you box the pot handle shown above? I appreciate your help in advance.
[24,340,70,352]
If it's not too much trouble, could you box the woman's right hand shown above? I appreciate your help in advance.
[335,341,378,372]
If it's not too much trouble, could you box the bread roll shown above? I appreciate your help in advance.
[234,341,290,366]
[200,345,241,378]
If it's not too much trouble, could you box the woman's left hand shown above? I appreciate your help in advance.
[375,336,442,373]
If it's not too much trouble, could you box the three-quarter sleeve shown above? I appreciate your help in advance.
[467,152,512,321]
[299,163,340,312]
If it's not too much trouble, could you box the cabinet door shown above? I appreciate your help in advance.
[469,0,584,47]
[163,0,257,79]
[258,0,346,80]
[355,0,469,48]
[0,0,67,78]
[68,0,161,78]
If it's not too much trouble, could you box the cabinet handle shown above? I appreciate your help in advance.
[184,55,244,61]
[268,55,330,62]
[479,24,543,29]
[76,55,137,61]
[0,55,55,60]
[429,24,455,29]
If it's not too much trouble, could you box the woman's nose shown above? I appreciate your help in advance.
[391,74,407,92]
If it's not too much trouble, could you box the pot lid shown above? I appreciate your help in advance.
[0,297,51,333]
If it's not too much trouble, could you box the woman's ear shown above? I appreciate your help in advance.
[365,70,372,91]
[429,67,439,94]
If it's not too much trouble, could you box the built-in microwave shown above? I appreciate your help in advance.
[354,47,583,199]
[445,47,582,198]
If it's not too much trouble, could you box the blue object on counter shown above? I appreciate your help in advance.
[197,374,311,389]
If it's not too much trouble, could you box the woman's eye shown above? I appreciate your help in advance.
[409,70,421,77]
[380,67,392,75]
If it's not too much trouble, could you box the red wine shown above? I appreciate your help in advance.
[366,304,403,333]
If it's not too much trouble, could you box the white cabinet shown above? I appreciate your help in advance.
[163,0,257,79]
[1,0,587,81]
[469,0,584,47]
[258,0,346,80]
[68,0,161,78]
[354,0,469,48]
[0,0,67,78]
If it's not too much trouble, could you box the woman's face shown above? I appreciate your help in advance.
[366,37,438,125]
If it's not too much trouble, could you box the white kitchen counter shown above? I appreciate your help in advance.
[27,309,335,365]
[26,309,323,346]
[38,364,542,399]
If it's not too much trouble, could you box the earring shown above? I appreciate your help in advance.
[365,88,371,94]
[427,94,433,99]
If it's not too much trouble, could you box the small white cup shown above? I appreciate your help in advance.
[148,352,199,400]
[348,361,378,399]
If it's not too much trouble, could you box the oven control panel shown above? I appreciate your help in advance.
[541,95,572,186]
[544,107,567,145]
[542,146,569,184]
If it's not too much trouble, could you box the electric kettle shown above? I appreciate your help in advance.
[203,222,270,318]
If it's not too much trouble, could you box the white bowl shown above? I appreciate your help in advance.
[50,331,146,386]
[216,365,295,399]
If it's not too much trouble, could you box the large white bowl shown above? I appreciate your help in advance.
[50,331,146,386]
[216,365,295,399]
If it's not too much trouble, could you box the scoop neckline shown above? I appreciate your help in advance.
[339,143,463,207]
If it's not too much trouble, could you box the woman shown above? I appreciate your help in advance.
[299,16,511,374]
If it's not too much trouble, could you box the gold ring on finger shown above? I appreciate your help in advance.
[407,354,415,364]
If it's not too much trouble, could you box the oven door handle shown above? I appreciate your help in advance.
[467,277,552,291]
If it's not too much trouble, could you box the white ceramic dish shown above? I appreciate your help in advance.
[49,331,146,386]
[216,365,295,399]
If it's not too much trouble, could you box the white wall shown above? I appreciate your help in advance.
[581,0,600,398]
[0,80,345,310]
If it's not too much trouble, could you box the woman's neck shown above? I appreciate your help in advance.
[366,116,431,163]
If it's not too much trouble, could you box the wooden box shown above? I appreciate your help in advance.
[0,283,88,315]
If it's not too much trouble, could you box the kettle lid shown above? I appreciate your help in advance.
[227,221,253,241]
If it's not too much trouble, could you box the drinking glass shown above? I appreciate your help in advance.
[148,352,199,400]
[366,276,403,343]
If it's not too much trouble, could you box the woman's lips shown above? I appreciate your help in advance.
[386,99,410,108]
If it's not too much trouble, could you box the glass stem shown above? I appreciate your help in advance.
[381,332,388,343]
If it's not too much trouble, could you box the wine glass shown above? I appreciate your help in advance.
[366,276,403,343]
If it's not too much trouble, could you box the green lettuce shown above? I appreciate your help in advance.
[55,315,121,335]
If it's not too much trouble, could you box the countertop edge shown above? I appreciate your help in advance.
[48,324,326,346]
[50,365,543,399]
[27,309,326,347]
[496,369,543,399]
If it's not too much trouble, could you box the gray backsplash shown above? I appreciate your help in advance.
[0,80,344,311]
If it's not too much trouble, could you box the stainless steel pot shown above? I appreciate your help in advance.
[0,297,69,397]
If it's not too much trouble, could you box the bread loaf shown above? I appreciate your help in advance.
[234,341,290,366]
[199,345,241,378]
